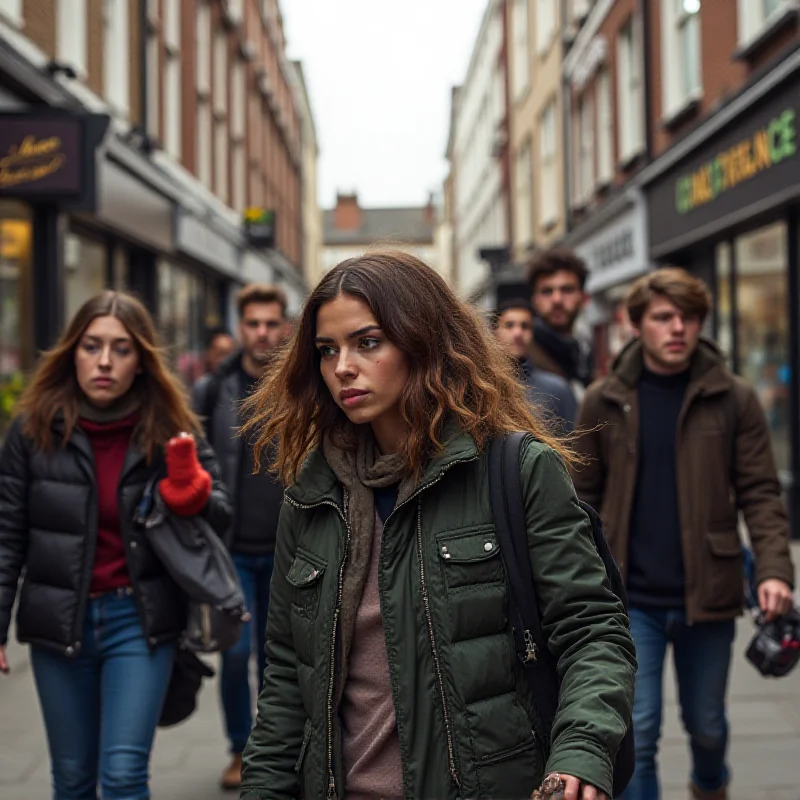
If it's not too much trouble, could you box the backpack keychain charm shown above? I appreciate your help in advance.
[531,773,566,800]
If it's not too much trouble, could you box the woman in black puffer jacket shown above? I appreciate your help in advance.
[0,290,231,800]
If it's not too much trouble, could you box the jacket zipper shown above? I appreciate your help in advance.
[383,455,478,790]
[285,453,476,795]
[284,491,351,799]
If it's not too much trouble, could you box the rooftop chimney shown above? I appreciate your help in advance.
[334,192,362,231]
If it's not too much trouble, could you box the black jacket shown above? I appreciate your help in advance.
[191,351,284,552]
[0,416,232,654]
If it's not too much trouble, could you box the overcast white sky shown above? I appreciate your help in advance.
[281,0,489,210]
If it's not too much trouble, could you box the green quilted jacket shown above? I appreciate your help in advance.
[241,433,636,799]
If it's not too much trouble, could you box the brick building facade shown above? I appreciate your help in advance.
[0,0,309,432]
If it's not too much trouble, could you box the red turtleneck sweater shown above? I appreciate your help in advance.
[81,413,140,594]
[81,414,213,595]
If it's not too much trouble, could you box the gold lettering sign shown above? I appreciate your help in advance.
[0,135,67,189]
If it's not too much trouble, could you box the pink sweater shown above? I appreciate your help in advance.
[340,510,404,800]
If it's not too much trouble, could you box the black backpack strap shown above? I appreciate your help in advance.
[489,432,559,731]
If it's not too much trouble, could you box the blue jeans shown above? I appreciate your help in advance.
[622,607,735,800]
[30,589,176,800]
[220,551,274,753]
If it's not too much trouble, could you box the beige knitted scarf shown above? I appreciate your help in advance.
[322,424,416,697]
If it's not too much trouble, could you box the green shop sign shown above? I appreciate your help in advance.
[675,109,796,215]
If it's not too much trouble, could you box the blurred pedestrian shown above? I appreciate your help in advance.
[238,251,635,800]
[204,325,237,375]
[494,298,577,432]
[527,248,594,399]
[191,284,288,791]
[0,290,231,800]
[572,268,795,800]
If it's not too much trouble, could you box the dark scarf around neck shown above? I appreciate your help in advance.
[77,388,143,424]
[534,318,581,379]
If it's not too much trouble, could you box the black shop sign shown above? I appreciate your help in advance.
[647,77,799,254]
[0,113,109,210]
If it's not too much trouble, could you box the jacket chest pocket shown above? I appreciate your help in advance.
[437,526,504,593]
[287,548,327,621]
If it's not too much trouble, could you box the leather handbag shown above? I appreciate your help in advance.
[133,471,248,654]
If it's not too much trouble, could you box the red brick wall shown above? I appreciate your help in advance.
[647,0,797,157]
[23,0,55,59]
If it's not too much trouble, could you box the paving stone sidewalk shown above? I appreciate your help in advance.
[3,547,800,799]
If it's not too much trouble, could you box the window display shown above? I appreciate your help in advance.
[0,201,32,437]
[64,233,107,323]
[735,222,790,475]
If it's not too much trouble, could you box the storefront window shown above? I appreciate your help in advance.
[0,200,33,437]
[715,242,733,367]
[65,233,108,323]
[158,261,222,386]
[735,222,790,475]
[112,245,129,290]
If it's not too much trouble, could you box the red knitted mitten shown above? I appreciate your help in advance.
[158,434,212,517]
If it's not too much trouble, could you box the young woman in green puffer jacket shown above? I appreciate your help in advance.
[239,251,636,800]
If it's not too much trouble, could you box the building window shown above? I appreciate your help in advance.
[616,16,644,163]
[103,0,130,116]
[163,0,181,159]
[511,0,530,101]
[536,0,557,56]
[57,0,87,78]
[538,101,557,228]
[514,141,533,247]
[0,0,22,27]
[661,0,702,118]
[146,29,160,141]
[231,60,247,213]
[596,69,613,184]
[737,0,789,44]
[575,92,594,205]
[196,2,211,187]
[213,31,228,202]
[196,1,211,95]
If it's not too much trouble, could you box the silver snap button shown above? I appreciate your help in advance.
[148,637,157,646]
[65,646,74,656]
[73,641,81,651]
[443,553,451,560]
[484,542,493,552]
[623,403,631,413]
[441,546,448,554]
[130,541,138,549]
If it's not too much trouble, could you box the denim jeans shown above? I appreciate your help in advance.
[30,588,176,800]
[220,551,274,753]
[622,607,735,800]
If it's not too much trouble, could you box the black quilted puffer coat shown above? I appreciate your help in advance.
[0,415,232,655]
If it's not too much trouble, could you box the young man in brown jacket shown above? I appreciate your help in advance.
[572,268,794,800]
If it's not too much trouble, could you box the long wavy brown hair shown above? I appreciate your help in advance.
[244,251,575,484]
[17,290,201,462]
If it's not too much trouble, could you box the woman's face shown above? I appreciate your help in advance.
[75,315,141,408]
[315,294,410,452]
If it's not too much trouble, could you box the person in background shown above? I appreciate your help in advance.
[527,248,594,401]
[0,290,230,800]
[572,268,794,800]
[238,251,635,800]
[204,326,237,375]
[494,298,577,433]
[191,284,288,792]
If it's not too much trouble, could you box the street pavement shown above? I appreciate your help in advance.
[3,549,800,799]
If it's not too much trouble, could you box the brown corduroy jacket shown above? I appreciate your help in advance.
[572,337,794,622]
